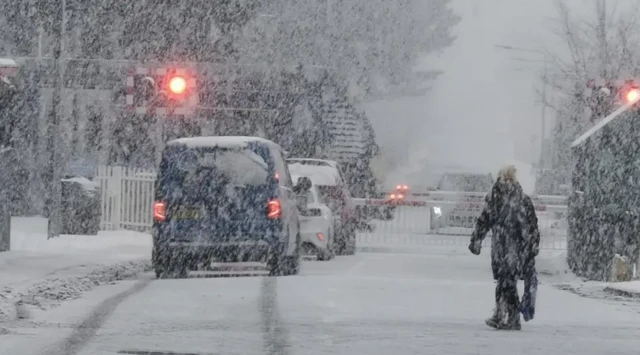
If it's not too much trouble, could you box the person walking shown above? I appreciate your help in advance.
[468,165,540,330]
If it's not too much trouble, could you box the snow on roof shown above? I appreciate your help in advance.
[167,136,280,149]
[0,58,18,67]
[286,158,339,169]
[61,176,99,192]
[288,163,340,186]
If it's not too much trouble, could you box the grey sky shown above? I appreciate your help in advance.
[366,0,563,189]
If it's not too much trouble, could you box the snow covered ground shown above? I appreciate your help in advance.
[605,281,640,299]
[1,242,640,355]
[0,217,151,321]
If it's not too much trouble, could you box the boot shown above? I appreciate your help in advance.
[500,304,521,330]
[485,307,503,329]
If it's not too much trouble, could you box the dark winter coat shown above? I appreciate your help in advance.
[469,181,540,280]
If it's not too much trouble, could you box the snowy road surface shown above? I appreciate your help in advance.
[3,248,640,355]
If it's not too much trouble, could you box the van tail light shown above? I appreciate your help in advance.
[267,199,281,219]
[153,201,166,222]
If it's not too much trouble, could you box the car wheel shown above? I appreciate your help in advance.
[268,235,300,276]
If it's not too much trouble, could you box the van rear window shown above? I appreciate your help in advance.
[162,148,270,187]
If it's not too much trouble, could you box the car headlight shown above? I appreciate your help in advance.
[433,206,442,217]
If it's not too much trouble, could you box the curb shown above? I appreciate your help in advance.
[0,259,151,323]
[603,286,640,299]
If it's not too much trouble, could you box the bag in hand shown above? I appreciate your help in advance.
[468,240,481,255]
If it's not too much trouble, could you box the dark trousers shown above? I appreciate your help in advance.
[495,277,519,315]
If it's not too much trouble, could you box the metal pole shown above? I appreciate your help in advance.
[38,27,43,59]
[47,0,66,238]
[539,56,548,169]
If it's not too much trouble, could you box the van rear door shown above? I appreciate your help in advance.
[156,144,278,242]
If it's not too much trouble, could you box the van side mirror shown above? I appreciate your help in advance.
[293,176,312,193]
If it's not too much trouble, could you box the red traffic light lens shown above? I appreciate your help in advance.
[626,88,640,103]
[168,76,187,95]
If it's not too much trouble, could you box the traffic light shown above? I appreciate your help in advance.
[125,66,198,116]
[622,87,640,104]
[168,76,187,95]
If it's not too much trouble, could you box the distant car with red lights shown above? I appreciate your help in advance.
[376,184,408,220]
[152,136,311,278]
[394,184,409,194]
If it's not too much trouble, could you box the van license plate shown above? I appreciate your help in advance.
[174,207,201,220]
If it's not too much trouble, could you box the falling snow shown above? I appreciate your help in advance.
[2,1,640,354]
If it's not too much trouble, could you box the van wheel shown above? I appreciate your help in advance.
[269,234,301,276]
[285,232,301,275]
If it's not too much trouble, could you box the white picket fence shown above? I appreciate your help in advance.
[95,165,156,231]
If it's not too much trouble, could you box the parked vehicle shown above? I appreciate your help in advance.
[291,174,335,261]
[152,136,311,278]
[287,158,357,255]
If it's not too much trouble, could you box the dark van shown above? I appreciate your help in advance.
[151,136,311,278]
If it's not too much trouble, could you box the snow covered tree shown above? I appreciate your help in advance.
[546,0,640,280]
[237,0,460,100]
[547,0,640,174]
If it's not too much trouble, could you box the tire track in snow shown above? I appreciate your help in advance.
[38,275,153,355]
[259,277,292,355]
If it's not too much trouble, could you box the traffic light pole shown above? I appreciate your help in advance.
[47,0,66,239]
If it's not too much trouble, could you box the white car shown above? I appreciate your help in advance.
[287,159,357,255]
[293,175,335,260]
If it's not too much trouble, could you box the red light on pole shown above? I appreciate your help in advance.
[625,88,640,103]
[168,76,187,95]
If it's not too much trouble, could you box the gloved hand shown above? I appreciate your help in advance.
[468,240,481,255]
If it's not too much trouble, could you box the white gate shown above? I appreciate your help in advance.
[95,166,156,231]
[93,166,569,251]
[354,197,568,251]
